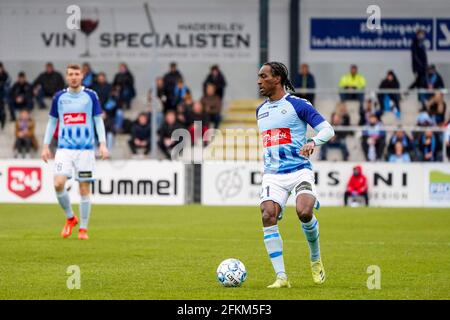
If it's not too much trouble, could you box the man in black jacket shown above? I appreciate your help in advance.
[409,29,428,90]
[9,72,33,121]
[33,62,65,109]
[203,65,227,100]
[158,110,183,159]
[128,112,151,155]
[163,62,183,108]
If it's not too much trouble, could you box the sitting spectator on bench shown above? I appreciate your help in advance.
[377,70,401,119]
[426,92,447,126]
[186,101,210,145]
[339,64,366,111]
[201,82,222,129]
[344,165,369,206]
[14,110,37,158]
[203,65,227,101]
[113,62,135,110]
[158,110,184,159]
[361,113,385,161]
[128,112,151,156]
[388,141,412,163]
[92,72,111,108]
[9,72,33,121]
[82,62,97,89]
[386,130,414,160]
[33,62,65,109]
[421,64,445,105]
[418,129,437,162]
[320,113,349,161]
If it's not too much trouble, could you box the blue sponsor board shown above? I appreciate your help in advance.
[436,18,450,50]
[310,18,433,50]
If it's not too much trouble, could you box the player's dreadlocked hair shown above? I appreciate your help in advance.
[263,61,295,92]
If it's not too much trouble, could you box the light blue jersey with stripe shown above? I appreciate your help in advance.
[50,87,103,150]
[256,94,325,174]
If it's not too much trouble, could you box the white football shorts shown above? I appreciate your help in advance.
[54,149,96,182]
[259,168,318,216]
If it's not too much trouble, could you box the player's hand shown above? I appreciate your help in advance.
[300,141,315,158]
[41,145,52,163]
[99,143,109,160]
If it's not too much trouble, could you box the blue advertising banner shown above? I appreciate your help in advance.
[436,18,450,50]
[310,18,434,50]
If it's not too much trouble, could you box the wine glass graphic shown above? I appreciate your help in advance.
[79,7,99,57]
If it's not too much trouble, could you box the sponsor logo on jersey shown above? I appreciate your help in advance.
[63,113,87,125]
[262,128,292,147]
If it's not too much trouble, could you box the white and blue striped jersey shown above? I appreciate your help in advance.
[49,87,102,150]
[256,94,325,174]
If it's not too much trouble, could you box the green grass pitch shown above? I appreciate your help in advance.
[0,204,449,300]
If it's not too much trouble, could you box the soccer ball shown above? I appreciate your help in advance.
[216,258,247,287]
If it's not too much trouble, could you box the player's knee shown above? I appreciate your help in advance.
[296,207,313,223]
[54,180,65,192]
[79,183,91,196]
[261,209,277,226]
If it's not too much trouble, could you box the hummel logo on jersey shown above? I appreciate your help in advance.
[262,128,292,147]
[268,105,278,109]
[63,113,87,125]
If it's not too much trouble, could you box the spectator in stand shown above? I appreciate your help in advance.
[9,72,33,121]
[386,130,414,160]
[408,29,428,91]
[81,62,96,89]
[201,82,222,129]
[416,106,436,127]
[158,110,184,159]
[156,77,169,113]
[172,77,190,110]
[426,92,447,126]
[113,63,135,110]
[128,112,151,156]
[359,98,381,126]
[103,85,124,133]
[176,91,194,127]
[163,62,183,109]
[203,65,227,100]
[334,102,351,128]
[33,62,65,109]
[186,101,210,145]
[293,63,316,105]
[361,113,385,161]
[102,111,116,153]
[92,72,111,108]
[13,109,37,158]
[319,113,349,161]
[422,64,445,104]
[0,62,11,128]
[388,141,412,163]
[344,165,369,206]
[377,70,401,119]
[418,129,437,162]
[339,64,366,110]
